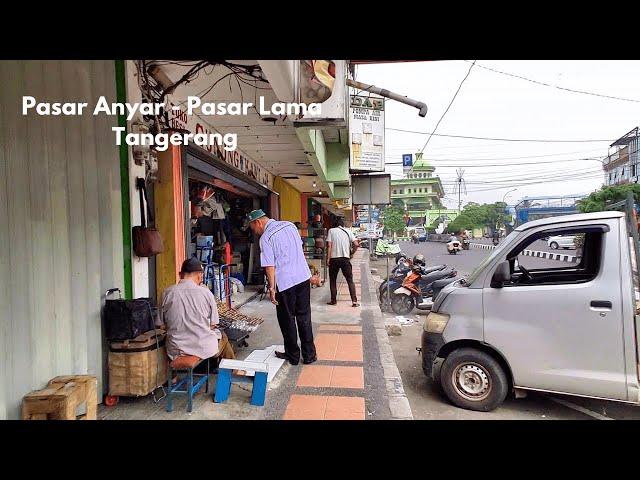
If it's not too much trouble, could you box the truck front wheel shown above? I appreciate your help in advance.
[440,348,508,412]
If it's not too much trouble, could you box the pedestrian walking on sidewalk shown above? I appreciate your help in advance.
[326,217,360,307]
[248,209,317,366]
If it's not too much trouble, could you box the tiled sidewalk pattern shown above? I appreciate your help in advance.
[283,251,366,420]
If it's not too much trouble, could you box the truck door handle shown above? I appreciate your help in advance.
[590,300,612,309]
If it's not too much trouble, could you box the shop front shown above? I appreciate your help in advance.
[186,145,275,287]
[154,143,277,305]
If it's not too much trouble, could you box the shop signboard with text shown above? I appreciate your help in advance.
[168,101,274,189]
[349,95,385,172]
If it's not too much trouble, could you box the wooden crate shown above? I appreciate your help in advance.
[108,330,168,397]
[22,375,97,420]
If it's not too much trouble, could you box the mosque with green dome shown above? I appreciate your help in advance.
[390,152,459,228]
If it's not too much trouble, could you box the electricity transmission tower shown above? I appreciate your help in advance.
[451,168,467,214]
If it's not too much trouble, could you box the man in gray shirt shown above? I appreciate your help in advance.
[326,217,360,307]
[159,257,235,362]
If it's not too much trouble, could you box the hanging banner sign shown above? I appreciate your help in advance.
[349,95,385,172]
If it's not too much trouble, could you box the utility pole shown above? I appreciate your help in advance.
[451,168,466,214]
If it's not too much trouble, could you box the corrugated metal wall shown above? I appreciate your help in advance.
[0,61,124,419]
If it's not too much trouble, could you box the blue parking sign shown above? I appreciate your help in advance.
[402,154,413,167]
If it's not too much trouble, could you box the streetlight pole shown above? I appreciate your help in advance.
[500,188,517,235]
[502,188,518,204]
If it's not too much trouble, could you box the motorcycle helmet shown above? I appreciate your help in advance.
[412,254,426,266]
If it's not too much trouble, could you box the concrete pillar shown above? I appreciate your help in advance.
[154,145,185,300]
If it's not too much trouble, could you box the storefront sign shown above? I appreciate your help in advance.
[349,95,385,172]
[169,100,274,189]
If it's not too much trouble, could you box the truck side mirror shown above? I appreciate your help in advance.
[491,261,511,288]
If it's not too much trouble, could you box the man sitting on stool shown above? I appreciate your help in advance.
[159,258,236,371]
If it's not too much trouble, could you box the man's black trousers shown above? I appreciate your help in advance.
[329,257,358,303]
[275,280,316,364]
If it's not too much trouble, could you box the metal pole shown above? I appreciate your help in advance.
[369,203,373,258]
[346,78,428,117]
[386,253,391,309]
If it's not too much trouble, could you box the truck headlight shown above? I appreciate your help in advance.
[424,312,450,333]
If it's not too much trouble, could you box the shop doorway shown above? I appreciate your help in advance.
[183,147,274,307]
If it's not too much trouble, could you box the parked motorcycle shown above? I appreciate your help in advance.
[447,239,462,255]
[379,263,447,308]
[395,252,408,265]
[390,265,457,315]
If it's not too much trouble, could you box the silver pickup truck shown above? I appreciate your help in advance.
[422,210,640,411]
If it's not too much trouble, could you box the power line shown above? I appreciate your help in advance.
[440,172,603,186]
[460,173,604,192]
[440,167,603,184]
[469,61,640,104]
[387,127,613,143]
[420,60,476,154]
[385,156,604,167]
[385,147,604,161]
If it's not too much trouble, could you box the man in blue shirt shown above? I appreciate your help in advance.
[248,209,317,365]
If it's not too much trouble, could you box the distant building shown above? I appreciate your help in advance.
[390,153,457,226]
[514,194,585,226]
[603,127,639,186]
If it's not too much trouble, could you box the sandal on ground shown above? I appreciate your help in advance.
[352,303,360,307]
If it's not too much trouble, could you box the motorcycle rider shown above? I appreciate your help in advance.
[460,230,470,249]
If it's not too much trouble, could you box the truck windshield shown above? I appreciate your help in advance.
[466,230,520,284]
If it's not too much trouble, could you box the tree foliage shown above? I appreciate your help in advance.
[576,184,640,213]
[447,202,507,233]
[382,206,406,235]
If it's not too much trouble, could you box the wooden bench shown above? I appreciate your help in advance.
[22,375,97,420]
[213,359,269,406]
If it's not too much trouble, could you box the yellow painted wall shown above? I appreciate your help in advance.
[273,176,302,222]
[154,146,186,301]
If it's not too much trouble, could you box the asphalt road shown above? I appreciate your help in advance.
[378,240,640,420]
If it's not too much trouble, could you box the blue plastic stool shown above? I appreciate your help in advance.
[166,356,210,413]
[213,359,269,406]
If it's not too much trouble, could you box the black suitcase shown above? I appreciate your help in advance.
[104,288,157,341]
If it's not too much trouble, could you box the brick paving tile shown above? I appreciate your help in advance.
[315,333,339,361]
[317,325,362,332]
[296,365,334,388]
[329,366,364,389]
[325,396,365,420]
[283,394,327,420]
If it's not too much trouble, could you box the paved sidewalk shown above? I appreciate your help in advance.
[279,253,365,420]
[99,249,411,420]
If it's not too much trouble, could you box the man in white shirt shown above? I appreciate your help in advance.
[326,217,360,307]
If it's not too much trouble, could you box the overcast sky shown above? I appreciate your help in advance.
[355,60,640,209]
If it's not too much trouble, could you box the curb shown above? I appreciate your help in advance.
[363,256,413,420]
[469,242,577,263]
